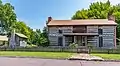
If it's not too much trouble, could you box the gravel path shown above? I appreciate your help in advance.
[70,53,104,60]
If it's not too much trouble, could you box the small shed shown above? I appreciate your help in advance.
[0,35,8,46]
[15,33,28,47]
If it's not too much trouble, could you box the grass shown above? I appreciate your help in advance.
[92,54,120,60]
[0,51,74,59]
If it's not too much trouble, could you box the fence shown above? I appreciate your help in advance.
[0,46,120,54]
[91,48,120,54]
[0,46,89,53]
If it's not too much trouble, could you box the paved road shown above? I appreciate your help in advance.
[0,57,120,66]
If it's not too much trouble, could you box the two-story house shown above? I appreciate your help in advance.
[47,15,117,48]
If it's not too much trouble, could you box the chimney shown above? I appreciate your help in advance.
[108,15,115,21]
[48,16,52,23]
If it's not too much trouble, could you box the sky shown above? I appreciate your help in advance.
[1,0,120,30]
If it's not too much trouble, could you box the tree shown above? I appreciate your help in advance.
[15,21,30,38]
[72,9,89,19]
[0,0,50,47]
[0,0,17,36]
[72,0,120,39]
[1,3,17,34]
[31,28,49,47]
[40,27,49,47]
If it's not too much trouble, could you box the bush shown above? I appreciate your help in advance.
[69,43,78,48]
[26,44,38,48]
[38,38,49,47]
[87,43,94,49]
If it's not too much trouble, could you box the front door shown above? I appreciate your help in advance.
[76,36,87,46]
[76,36,81,46]
[82,36,86,46]
[58,37,63,46]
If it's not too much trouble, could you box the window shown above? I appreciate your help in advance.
[73,26,86,33]
[65,36,74,46]
[98,29,103,35]
[58,29,62,34]
[58,37,63,46]
[99,37,103,47]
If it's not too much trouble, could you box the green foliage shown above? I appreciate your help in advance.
[0,1,17,35]
[30,27,49,47]
[72,9,89,19]
[0,0,49,47]
[69,43,78,48]
[0,51,73,59]
[87,43,95,49]
[38,38,49,47]
[72,0,111,19]
[15,21,31,38]
[72,0,120,39]
[92,54,120,60]
[14,22,49,47]
[26,44,37,48]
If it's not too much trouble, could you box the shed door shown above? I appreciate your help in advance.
[58,37,63,46]
[99,37,103,47]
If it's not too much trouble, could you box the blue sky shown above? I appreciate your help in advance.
[2,0,120,30]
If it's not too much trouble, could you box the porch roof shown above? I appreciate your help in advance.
[63,33,99,36]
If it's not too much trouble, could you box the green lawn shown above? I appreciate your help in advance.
[92,54,120,60]
[0,51,73,59]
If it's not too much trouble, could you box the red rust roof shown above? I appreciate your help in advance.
[47,19,117,26]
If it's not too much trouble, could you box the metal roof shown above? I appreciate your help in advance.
[15,33,28,38]
[0,35,8,41]
[47,19,117,26]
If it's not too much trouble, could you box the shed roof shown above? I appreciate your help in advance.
[0,35,8,41]
[15,33,28,38]
[47,19,117,26]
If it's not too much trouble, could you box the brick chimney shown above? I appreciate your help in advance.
[48,16,52,23]
[108,15,115,21]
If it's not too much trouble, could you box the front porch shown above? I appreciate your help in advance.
[62,33,99,47]
[64,36,88,46]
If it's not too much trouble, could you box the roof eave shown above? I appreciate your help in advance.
[47,24,117,27]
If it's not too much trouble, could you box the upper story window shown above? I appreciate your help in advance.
[58,29,62,34]
[73,26,86,33]
[98,28,103,35]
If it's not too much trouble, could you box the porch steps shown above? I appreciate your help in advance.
[77,46,90,53]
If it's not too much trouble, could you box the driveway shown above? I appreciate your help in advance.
[0,57,120,66]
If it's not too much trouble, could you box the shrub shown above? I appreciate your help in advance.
[87,43,94,49]
[26,44,38,48]
[69,43,78,48]
[39,38,49,47]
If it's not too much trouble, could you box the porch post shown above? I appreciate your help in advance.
[85,36,87,46]
[63,36,65,47]
[74,36,76,43]
[114,26,116,48]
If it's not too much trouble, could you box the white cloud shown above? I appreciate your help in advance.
[2,0,10,4]
[91,0,120,5]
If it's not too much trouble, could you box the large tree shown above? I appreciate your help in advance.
[72,0,120,39]
[32,28,49,47]
[15,21,30,38]
[0,0,50,47]
[72,0,111,19]
[0,0,17,35]
[2,3,16,34]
